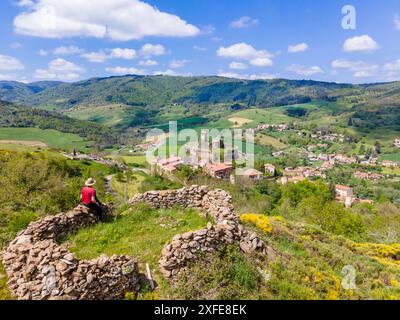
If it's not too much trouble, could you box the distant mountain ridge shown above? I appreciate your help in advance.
[1,75,399,110]
[1,75,400,131]
[0,75,366,109]
[0,80,63,103]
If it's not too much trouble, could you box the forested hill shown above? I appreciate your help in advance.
[1,75,400,131]
[0,100,121,147]
[2,76,400,111]
[1,76,357,109]
[0,81,62,103]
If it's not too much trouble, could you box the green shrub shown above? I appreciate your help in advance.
[171,246,262,300]
[7,211,38,234]
[138,175,182,193]
[281,180,333,208]
[296,197,366,241]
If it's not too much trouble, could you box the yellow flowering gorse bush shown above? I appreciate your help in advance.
[240,214,272,234]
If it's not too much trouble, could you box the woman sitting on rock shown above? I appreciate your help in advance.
[81,178,104,220]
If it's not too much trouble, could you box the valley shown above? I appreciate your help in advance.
[1,75,400,300]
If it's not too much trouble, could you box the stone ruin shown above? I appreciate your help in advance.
[1,205,139,300]
[129,185,266,278]
[2,185,267,299]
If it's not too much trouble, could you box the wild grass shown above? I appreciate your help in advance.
[0,262,12,300]
[255,133,288,149]
[64,204,212,294]
[110,172,145,202]
[168,246,263,300]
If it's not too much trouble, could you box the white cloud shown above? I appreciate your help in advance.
[217,43,273,67]
[217,43,271,60]
[395,14,400,30]
[14,0,200,41]
[81,51,109,63]
[331,59,379,78]
[382,59,400,81]
[153,69,192,77]
[193,45,207,52]
[105,66,146,75]
[384,59,400,72]
[247,73,276,80]
[110,48,136,60]
[217,72,241,79]
[139,59,158,66]
[201,24,215,35]
[249,57,273,67]
[140,44,166,57]
[34,58,85,81]
[81,48,138,62]
[9,42,23,49]
[17,0,34,7]
[286,64,323,76]
[53,45,84,56]
[230,16,259,29]
[229,62,247,70]
[343,35,379,52]
[288,43,309,53]
[217,71,276,80]
[0,54,24,71]
[154,69,179,76]
[38,49,48,56]
[169,59,189,69]
[0,73,17,81]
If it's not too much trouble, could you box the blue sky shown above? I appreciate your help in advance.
[0,0,399,84]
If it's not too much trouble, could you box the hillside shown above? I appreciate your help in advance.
[350,82,400,130]
[0,81,62,103]
[0,75,399,134]
[0,100,122,147]
[5,76,354,109]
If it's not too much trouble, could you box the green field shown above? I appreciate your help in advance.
[121,155,148,166]
[0,128,92,151]
[379,153,400,162]
[255,133,288,149]
[0,143,45,152]
[66,105,126,127]
[225,108,294,127]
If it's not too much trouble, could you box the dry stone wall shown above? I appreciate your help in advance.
[1,205,139,300]
[129,185,266,278]
[2,185,266,299]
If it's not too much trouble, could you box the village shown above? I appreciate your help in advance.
[57,121,400,211]
[143,124,400,209]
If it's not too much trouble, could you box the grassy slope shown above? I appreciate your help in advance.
[256,133,288,149]
[63,204,400,300]
[66,104,126,127]
[246,217,400,300]
[0,262,12,300]
[0,127,91,151]
[120,155,148,166]
[110,172,146,201]
[64,205,212,298]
